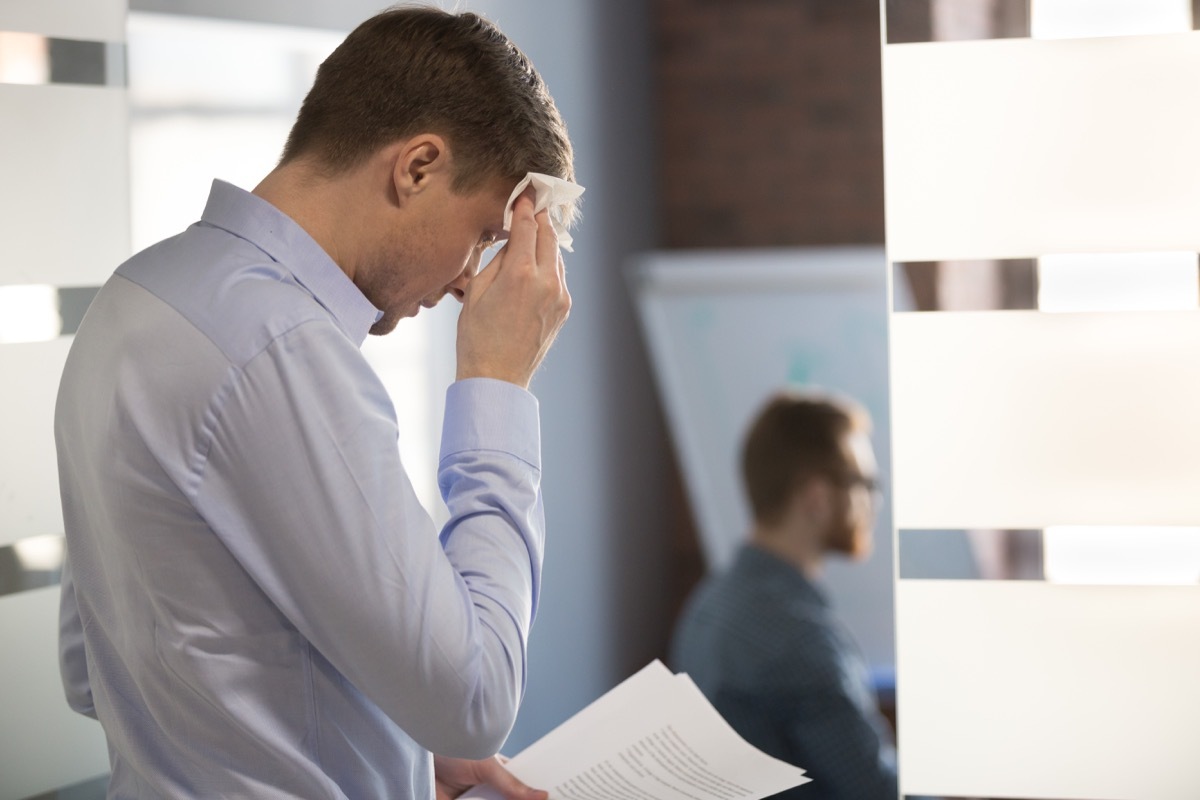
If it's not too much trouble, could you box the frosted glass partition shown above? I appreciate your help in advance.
[0,587,110,800]
[1031,0,1192,39]
[891,310,1200,528]
[0,284,59,343]
[1044,526,1200,584]
[884,33,1200,261]
[0,2,126,794]
[0,0,125,42]
[1037,251,1200,312]
[897,581,1200,799]
[0,339,71,547]
[0,84,129,287]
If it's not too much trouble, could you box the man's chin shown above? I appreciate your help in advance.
[369,315,401,336]
[829,529,874,561]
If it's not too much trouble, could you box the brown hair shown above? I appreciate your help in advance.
[741,391,869,525]
[281,6,575,213]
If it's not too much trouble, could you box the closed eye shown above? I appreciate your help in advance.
[478,231,509,261]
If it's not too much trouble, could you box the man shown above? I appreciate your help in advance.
[55,8,576,799]
[670,391,897,800]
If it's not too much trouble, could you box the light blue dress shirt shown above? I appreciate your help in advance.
[56,180,545,798]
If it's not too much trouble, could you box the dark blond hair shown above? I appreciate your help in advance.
[282,6,575,213]
[741,391,869,525]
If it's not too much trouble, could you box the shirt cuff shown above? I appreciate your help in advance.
[440,378,541,469]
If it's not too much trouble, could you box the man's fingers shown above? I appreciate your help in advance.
[504,194,539,269]
[479,756,548,800]
[507,194,560,277]
[534,205,559,275]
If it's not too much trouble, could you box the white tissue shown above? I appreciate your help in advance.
[503,172,585,252]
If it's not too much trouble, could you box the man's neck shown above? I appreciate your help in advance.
[253,161,376,283]
[749,524,825,581]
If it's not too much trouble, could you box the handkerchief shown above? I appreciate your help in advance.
[503,172,585,252]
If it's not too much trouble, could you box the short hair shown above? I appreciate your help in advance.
[281,6,577,222]
[740,390,870,525]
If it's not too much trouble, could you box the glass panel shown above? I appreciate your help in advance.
[127,13,341,252]
[0,0,125,43]
[0,83,129,287]
[892,311,1200,528]
[892,259,1039,311]
[900,527,1200,584]
[899,529,1044,580]
[885,0,1029,44]
[0,35,125,88]
[896,581,1200,799]
[0,31,47,83]
[884,34,1200,261]
[0,339,71,547]
[22,775,109,800]
[1031,0,1192,39]
[0,285,59,343]
[1038,251,1199,312]
[1045,526,1200,584]
[0,588,109,800]
[0,285,101,343]
[0,535,66,597]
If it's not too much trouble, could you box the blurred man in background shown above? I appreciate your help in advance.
[671,390,896,800]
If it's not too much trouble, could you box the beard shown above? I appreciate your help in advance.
[369,311,402,336]
[825,498,874,560]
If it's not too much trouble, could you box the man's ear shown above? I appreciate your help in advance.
[392,133,450,199]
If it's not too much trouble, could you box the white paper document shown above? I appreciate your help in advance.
[461,660,810,800]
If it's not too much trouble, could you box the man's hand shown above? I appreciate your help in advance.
[456,194,571,389]
[433,754,549,800]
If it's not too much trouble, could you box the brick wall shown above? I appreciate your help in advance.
[657,0,886,248]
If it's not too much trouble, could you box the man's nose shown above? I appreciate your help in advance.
[447,251,482,302]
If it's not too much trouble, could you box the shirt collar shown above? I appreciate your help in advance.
[199,179,384,346]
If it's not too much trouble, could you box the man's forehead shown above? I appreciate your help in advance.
[846,430,877,474]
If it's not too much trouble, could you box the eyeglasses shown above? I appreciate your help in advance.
[835,473,884,500]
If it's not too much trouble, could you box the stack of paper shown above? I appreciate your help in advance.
[462,660,810,800]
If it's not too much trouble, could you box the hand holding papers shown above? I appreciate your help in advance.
[461,661,810,800]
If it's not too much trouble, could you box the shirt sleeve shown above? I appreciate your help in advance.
[58,554,97,719]
[192,320,543,759]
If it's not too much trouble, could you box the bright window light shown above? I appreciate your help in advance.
[0,31,49,84]
[11,534,65,572]
[1044,526,1200,585]
[127,13,343,252]
[0,284,60,343]
[1037,252,1199,312]
[1032,0,1192,39]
